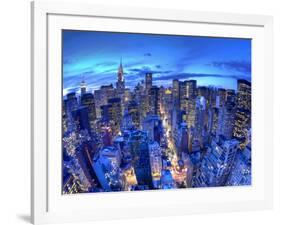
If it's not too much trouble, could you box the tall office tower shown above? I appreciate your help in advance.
[194,96,207,138]
[226,89,236,103]
[145,72,153,93]
[65,92,78,114]
[80,77,87,96]
[93,90,102,118]
[124,88,132,103]
[63,99,76,133]
[172,79,180,108]
[81,93,96,131]
[226,146,251,186]
[192,136,239,187]
[127,100,140,128]
[108,97,122,134]
[139,94,148,123]
[198,86,210,107]
[149,86,160,115]
[93,146,123,191]
[179,81,188,111]
[171,79,180,135]
[186,97,196,128]
[186,80,197,99]
[71,106,92,134]
[176,122,189,159]
[185,80,197,128]
[116,58,125,102]
[183,155,194,187]
[94,84,115,118]
[217,88,227,107]
[144,73,153,116]
[159,86,165,113]
[64,158,92,193]
[121,109,134,131]
[133,82,144,103]
[197,86,208,98]
[62,102,68,133]
[162,88,173,126]
[208,107,220,135]
[142,115,162,143]
[63,172,84,194]
[236,79,251,111]
[128,131,153,188]
[217,99,236,139]
[101,125,113,147]
[233,79,251,148]
[75,142,102,190]
[148,141,162,188]
[209,87,218,108]
[187,127,195,152]
[100,104,112,121]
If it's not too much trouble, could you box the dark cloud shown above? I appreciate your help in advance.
[127,66,172,78]
[153,72,250,81]
[144,53,152,57]
[155,65,162,69]
[210,60,251,74]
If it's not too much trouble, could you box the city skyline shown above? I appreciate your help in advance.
[63,30,251,95]
[62,30,251,194]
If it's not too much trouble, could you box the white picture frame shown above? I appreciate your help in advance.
[31,1,274,224]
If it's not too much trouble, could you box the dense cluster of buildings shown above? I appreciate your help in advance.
[62,59,251,194]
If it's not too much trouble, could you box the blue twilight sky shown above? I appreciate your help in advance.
[63,30,251,95]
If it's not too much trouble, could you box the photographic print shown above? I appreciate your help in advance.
[62,30,251,194]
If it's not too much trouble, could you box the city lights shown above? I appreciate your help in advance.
[62,31,251,194]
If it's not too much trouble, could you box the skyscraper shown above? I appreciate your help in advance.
[65,92,78,114]
[208,107,220,135]
[75,142,101,189]
[128,100,140,129]
[186,80,197,99]
[172,79,180,108]
[145,72,153,93]
[149,86,160,115]
[217,99,236,139]
[94,84,115,118]
[233,79,251,148]
[148,141,162,188]
[194,96,206,138]
[217,88,226,107]
[93,146,123,191]
[142,115,162,143]
[116,58,125,101]
[128,131,153,188]
[81,93,96,131]
[71,106,91,134]
[179,81,188,111]
[80,75,87,95]
[176,122,189,158]
[108,97,122,134]
[193,136,239,187]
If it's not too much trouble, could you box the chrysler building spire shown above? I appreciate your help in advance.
[118,57,124,82]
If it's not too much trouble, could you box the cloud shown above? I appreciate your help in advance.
[209,60,251,74]
[127,66,172,78]
[144,53,152,57]
[153,72,250,81]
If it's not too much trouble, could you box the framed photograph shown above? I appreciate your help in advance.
[31,1,273,224]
